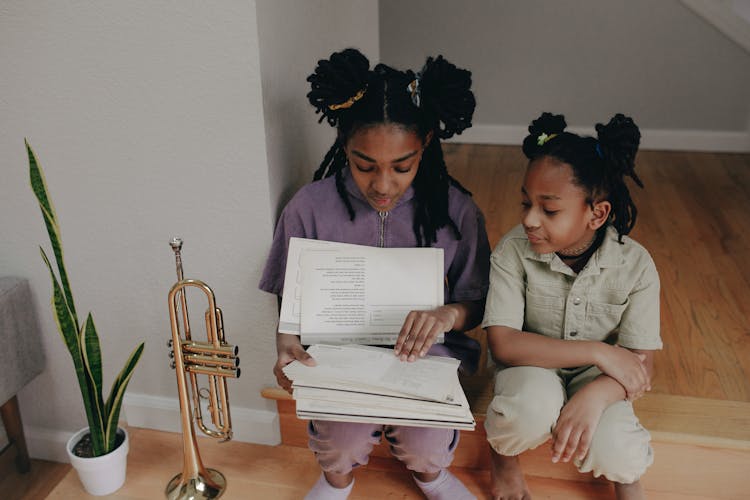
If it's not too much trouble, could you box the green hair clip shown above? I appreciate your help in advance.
[537,132,558,146]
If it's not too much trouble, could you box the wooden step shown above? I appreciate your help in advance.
[262,385,750,499]
[459,372,750,447]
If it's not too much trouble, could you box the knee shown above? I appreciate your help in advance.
[485,369,564,455]
[579,403,653,483]
[308,421,381,474]
[387,427,458,473]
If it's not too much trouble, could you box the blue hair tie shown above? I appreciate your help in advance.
[595,143,603,159]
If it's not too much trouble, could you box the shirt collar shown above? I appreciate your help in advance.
[342,167,416,210]
[523,225,625,276]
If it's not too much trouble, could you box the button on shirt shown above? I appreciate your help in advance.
[482,224,662,350]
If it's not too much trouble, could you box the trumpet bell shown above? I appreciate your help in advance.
[166,469,226,500]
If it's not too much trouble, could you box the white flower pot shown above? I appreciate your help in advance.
[66,427,129,496]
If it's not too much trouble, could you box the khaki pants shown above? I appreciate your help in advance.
[485,365,653,484]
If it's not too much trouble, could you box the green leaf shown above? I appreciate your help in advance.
[82,314,104,405]
[81,314,106,454]
[40,249,80,365]
[41,249,103,451]
[104,342,145,451]
[27,140,79,331]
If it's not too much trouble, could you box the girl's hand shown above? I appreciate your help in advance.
[274,333,316,394]
[596,344,650,400]
[394,305,458,362]
[551,387,608,464]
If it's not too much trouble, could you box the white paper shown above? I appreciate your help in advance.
[283,344,460,403]
[293,387,468,417]
[294,404,475,430]
[294,399,475,430]
[284,345,475,430]
[278,238,364,335]
[279,238,444,346]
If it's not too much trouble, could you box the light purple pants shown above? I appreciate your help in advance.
[307,342,475,474]
[308,420,459,475]
[305,340,470,475]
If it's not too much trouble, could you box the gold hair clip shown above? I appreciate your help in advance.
[407,78,421,107]
[537,133,558,146]
[328,87,367,111]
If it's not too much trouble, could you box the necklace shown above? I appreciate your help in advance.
[557,234,596,259]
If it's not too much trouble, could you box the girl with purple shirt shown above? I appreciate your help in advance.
[259,48,489,500]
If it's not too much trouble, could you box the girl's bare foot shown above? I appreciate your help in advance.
[490,448,531,500]
[614,480,645,500]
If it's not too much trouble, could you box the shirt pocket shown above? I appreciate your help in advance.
[525,292,565,338]
[585,300,628,340]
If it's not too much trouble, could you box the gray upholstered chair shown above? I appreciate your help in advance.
[0,277,46,473]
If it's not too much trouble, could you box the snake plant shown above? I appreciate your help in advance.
[27,140,144,457]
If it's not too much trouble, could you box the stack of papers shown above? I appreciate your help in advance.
[283,344,475,430]
[279,238,444,345]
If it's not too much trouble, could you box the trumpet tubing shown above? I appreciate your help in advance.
[166,238,240,500]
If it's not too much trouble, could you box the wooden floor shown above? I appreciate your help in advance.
[0,446,70,500]
[28,426,740,499]
[2,145,749,497]
[445,144,750,403]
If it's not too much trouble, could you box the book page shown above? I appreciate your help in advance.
[283,344,459,403]
[294,395,475,430]
[293,386,468,417]
[298,245,444,345]
[294,398,474,428]
[278,238,366,335]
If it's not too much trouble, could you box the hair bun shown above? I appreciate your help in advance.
[418,55,475,139]
[307,48,371,127]
[595,114,642,185]
[528,112,566,136]
[522,112,567,158]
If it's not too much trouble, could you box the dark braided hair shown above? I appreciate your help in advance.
[306,48,476,247]
[521,112,643,241]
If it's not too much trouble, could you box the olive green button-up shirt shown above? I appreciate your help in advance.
[482,224,662,350]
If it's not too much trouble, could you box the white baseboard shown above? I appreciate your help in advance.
[24,393,281,463]
[448,124,750,153]
[122,393,281,446]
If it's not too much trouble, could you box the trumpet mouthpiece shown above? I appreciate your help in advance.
[170,237,183,252]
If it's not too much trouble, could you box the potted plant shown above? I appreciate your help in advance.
[26,140,145,496]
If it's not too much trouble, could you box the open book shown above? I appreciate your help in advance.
[279,238,444,345]
[283,344,475,430]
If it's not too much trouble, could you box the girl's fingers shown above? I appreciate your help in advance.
[400,314,428,361]
[407,316,436,361]
[419,323,442,356]
[551,426,571,463]
[576,428,592,461]
[274,370,292,393]
[397,309,453,362]
[561,428,583,462]
[412,321,441,359]
[395,312,417,355]
[293,347,317,366]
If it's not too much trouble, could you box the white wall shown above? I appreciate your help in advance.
[0,1,281,459]
[379,0,750,151]
[256,0,379,218]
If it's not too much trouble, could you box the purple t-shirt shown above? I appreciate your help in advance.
[259,169,490,372]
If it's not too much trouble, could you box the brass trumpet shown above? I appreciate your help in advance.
[166,238,240,499]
